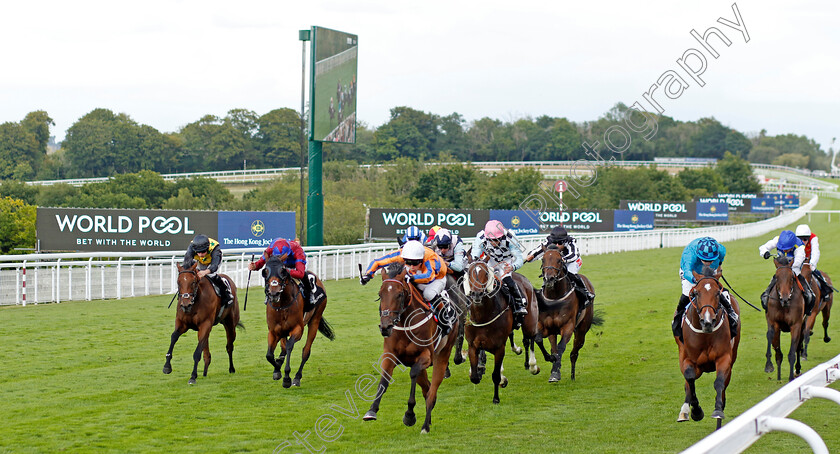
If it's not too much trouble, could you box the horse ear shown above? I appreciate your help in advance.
[177,263,183,272]
[692,271,702,282]
[714,268,722,280]
[261,268,268,279]
[190,262,198,271]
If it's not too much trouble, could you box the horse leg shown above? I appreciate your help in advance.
[569,327,588,381]
[202,342,211,377]
[454,312,466,365]
[477,350,487,379]
[468,344,481,384]
[223,317,237,374]
[509,333,523,355]
[773,327,783,381]
[163,324,187,374]
[420,353,447,433]
[266,330,283,380]
[282,335,299,388]
[535,332,552,362]
[764,326,775,374]
[549,331,571,383]
[404,357,431,427]
[712,357,732,420]
[293,317,322,387]
[802,326,811,361]
[189,322,212,384]
[685,366,704,421]
[823,302,832,343]
[491,347,506,404]
[363,355,398,421]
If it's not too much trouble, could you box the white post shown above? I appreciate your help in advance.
[117,257,122,300]
[21,262,26,306]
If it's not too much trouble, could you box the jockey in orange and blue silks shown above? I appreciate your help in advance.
[758,229,815,314]
[672,237,738,339]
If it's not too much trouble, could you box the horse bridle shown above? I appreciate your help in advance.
[265,267,300,311]
[178,269,199,313]
[540,250,570,289]
[774,264,797,304]
[379,278,410,325]
[689,276,723,321]
[465,261,499,305]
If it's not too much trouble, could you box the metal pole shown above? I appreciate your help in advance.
[299,30,309,243]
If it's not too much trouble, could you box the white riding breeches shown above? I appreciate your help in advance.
[417,277,446,301]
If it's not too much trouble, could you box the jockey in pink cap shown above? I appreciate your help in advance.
[471,220,528,325]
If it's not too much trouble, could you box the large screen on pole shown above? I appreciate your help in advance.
[310,26,357,143]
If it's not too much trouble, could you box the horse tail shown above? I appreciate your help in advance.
[318,317,336,341]
[591,308,605,327]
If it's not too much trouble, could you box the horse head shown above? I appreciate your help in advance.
[463,260,498,306]
[176,262,200,313]
[263,255,291,307]
[690,267,724,333]
[540,245,568,290]
[773,255,797,307]
[377,262,409,337]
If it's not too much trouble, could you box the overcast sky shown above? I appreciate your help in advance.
[1,0,837,155]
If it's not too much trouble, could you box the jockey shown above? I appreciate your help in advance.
[359,241,453,335]
[183,234,233,307]
[249,237,316,305]
[796,224,833,302]
[430,228,466,276]
[398,225,426,247]
[525,226,595,307]
[673,237,738,339]
[759,229,816,314]
[426,225,442,246]
[471,220,528,324]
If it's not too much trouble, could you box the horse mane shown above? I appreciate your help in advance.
[546,244,560,251]
[386,262,405,278]
[701,264,716,277]
[777,254,790,266]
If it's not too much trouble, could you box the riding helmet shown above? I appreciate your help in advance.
[401,241,425,261]
[192,234,210,253]
[696,237,719,261]
[548,226,569,244]
[402,226,426,244]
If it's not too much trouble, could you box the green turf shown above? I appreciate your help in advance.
[2,200,840,453]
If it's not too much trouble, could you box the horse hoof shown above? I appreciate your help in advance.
[292,378,301,387]
[530,365,540,375]
[403,413,416,427]
[678,403,690,422]
[454,353,465,365]
[188,378,196,385]
[764,365,774,374]
[500,376,508,388]
[163,366,172,374]
[801,353,808,361]
[445,367,451,379]
[283,378,292,388]
[825,336,832,343]
[420,427,429,434]
[493,397,500,404]
[711,410,724,420]
[691,406,704,421]
[273,372,282,381]
[229,367,236,374]
[363,411,377,421]
[549,370,561,383]
[513,346,523,355]
[470,375,481,385]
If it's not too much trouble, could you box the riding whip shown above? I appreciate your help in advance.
[167,292,177,309]
[721,274,762,311]
[244,253,254,311]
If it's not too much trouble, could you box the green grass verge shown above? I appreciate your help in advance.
[2,199,840,453]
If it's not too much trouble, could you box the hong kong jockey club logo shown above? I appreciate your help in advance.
[761,201,767,206]
[631,214,639,224]
[710,206,717,212]
[511,215,520,228]
[251,220,266,237]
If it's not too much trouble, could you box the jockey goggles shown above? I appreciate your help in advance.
[404,258,423,266]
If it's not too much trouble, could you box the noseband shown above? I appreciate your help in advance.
[265,268,299,311]
[465,262,499,304]
[540,252,569,288]
[379,278,409,325]
[178,269,199,313]
[774,264,797,305]
[689,276,723,323]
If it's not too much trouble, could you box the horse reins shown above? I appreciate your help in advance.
[177,269,199,312]
[265,271,301,312]
[379,278,434,332]
[686,276,725,333]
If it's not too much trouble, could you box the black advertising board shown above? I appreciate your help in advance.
[369,208,489,239]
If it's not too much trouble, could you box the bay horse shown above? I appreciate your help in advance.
[362,262,458,433]
[764,255,806,381]
[536,245,600,382]
[462,259,539,404]
[801,265,833,360]
[163,262,242,385]
[264,256,335,387]
[676,267,740,429]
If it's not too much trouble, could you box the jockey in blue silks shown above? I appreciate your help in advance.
[672,237,738,339]
[758,229,815,314]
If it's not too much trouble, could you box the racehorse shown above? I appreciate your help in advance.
[264,256,335,387]
[801,265,833,360]
[676,267,740,429]
[445,274,469,373]
[536,245,600,382]
[764,255,806,381]
[163,262,242,384]
[363,262,458,433]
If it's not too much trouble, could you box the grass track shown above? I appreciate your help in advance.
[2,199,840,453]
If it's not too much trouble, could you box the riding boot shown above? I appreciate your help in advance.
[502,276,528,327]
[719,291,739,338]
[570,273,595,308]
[798,274,816,316]
[301,273,315,309]
[760,276,777,311]
[430,295,452,336]
[815,269,833,301]
[211,274,233,307]
[672,295,690,339]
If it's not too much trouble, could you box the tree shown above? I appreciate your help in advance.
[716,151,761,193]
[677,167,726,197]
[0,122,40,180]
[772,153,809,169]
[257,108,301,167]
[410,164,480,208]
[0,197,36,254]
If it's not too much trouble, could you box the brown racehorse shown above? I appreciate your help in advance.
[764,255,806,381]
[362,262,458,433]
[676,267,740,429]
[264,256,335,387]
[801,265,833,360]
[163,263,242,384]
[536,245,600,382]
[462,259,539,404]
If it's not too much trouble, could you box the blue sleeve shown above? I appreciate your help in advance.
[680,241,697,284]
[717,243,726,266]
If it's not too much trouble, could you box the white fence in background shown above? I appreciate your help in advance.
[0,197,818,306]
[682,353,840,454]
